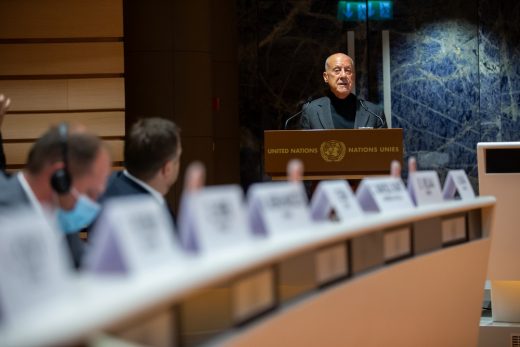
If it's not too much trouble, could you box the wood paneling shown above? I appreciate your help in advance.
[0,78,125,111]
[4,140,124,166]
[0,80,68,111]
[3,112,125,140]
[0,0,125,170]
[212,61,239,138]
[173,0,211,52]
[68,78,125,110]
[105,140,125,163]
[173,52,212,136]
[0,43,124,76]
[0,0,123,39]
[214,138,240,184]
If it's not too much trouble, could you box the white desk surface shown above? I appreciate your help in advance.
[0,196,496,347]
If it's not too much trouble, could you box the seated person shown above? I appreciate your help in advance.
[0,122,112,267]
[99,117,182,228]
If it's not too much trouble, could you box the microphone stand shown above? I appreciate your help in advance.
[359,99,386,127]
[284,98,313,129]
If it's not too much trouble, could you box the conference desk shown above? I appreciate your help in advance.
[0,196,495,347]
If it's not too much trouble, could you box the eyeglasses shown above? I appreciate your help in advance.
[330,67,354,76]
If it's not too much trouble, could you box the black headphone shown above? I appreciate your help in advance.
[50,123,72,195]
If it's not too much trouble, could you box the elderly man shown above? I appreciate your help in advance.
[299,53,387,129]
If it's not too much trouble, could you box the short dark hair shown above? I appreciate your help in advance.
[26,125,104,178]
[125,118,180,181]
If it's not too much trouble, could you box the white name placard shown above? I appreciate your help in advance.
[408,171,443,206]
[310,180,363,221]
[442,169,476,200]
[85,196,183,274]
[178,185,252,253]
[356,177,415,213]
[247,181,311,235]
[0,208,71,324]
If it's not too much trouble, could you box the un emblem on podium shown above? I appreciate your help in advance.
[320,140,346,162]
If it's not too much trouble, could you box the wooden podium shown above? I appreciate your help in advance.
[264,129,403,180]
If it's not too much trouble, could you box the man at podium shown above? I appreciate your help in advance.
[299,53,387,130]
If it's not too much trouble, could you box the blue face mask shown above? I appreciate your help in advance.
[57,195,101,234]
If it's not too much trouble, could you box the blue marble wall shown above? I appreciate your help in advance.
[238,0,520,191]
[390,0,480,184]
[479,0,520,143]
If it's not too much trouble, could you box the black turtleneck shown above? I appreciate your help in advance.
[329,91,357,129]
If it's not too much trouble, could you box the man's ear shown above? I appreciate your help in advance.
[47,161,65,176]
[161,159,173,176]
[323,71,328,83]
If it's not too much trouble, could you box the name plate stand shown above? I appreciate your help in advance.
[0,209,72,324]
[85,196,183,274]
[310,180,363,221]
[247,181,312,235]
[408,171,443,206]
[442,170,476,200]
[356,177,415,213]
[178,185,253,253]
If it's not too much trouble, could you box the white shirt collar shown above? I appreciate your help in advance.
[17,172,54,220]
[123,170,165,205]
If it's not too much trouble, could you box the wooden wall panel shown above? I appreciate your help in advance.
[0,43,124,76]
[173,52,212,137]
[3,112,125,140]
[106,140,124,163]
[0,0,125,170]
[4,140,124,166]
[0,80,68,111]
[0,0,123,39]
[68,78,125,110]
[0,78,125,111]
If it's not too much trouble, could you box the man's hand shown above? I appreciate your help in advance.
[0,94,11,129]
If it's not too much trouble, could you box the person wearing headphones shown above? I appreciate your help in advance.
[299,53,387,130]
[0,123,112,267]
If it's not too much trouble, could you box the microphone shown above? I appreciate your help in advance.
[359,99,386,127]
[284,97,313,129]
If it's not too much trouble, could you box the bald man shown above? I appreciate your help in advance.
[299,53,387,129]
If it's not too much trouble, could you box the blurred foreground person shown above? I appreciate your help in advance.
[0,94,11,173]
[0,123,112,267]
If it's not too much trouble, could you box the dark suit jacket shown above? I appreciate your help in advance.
[99,171,149,201]
[299,94,387,129]
[98,171,177,230]
[0,173,29,208]
[0,174,85,269]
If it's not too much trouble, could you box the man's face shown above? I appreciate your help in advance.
[323,54,355,99]
[71,147,112,202]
